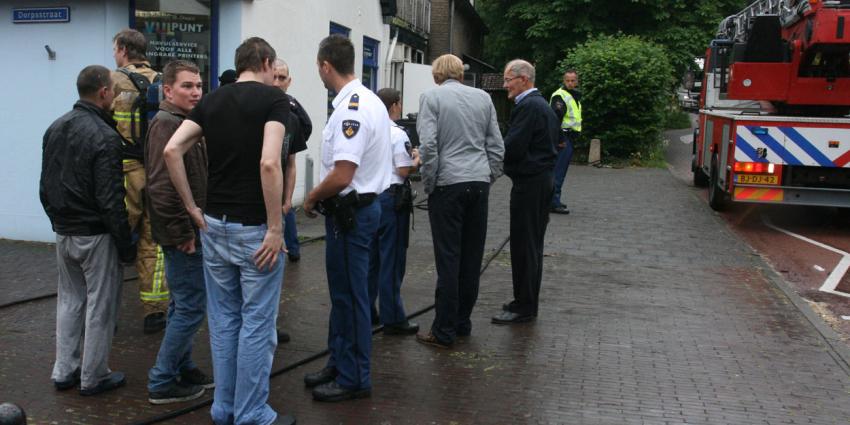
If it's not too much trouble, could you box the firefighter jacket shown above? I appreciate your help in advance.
[111,61,159,160]
[40,100,136,263]
[550,86,582,132]
[144,100,208,247]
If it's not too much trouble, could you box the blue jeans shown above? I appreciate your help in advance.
[324,201,380,390]
[283,210,299,257]
[552,132,575,207]
[148,246,206,393]
[368,190,409,325]
[201,215,284,425]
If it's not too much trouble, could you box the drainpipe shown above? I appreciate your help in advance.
[385,28,399,87]
[449,0,454,54]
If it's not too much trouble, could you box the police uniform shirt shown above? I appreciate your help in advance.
[321,79,392,195]
[389,123,414,186]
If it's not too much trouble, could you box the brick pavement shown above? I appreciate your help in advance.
[2,165,850,424]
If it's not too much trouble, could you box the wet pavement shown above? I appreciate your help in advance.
[3,163,850,424]
[666,115,850,347]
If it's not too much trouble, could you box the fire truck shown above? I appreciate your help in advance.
[692,0,850,210]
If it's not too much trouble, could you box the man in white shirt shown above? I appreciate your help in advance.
[367,87,421,335]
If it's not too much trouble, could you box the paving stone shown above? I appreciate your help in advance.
[2,166,850,424]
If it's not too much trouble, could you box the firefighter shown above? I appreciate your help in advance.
[549,69,582,215]
[111,28,169,333]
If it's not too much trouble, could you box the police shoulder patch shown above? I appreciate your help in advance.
[348,93,360,110]
[342,120,361,139]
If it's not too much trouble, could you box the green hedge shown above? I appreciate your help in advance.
[563,35,674,160]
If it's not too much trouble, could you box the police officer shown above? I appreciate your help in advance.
[369,88,420,335]
[549,69,582,215]
[302,34,393,402]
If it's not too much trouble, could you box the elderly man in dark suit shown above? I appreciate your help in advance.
[493,59,559,324]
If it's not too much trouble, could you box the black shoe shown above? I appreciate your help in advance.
[287,253,300,263]
[53,368,80,390]
[304,366,338,388]
[550,205,570,215]
[312,381,371,402]
[383,321,419,335]
[143,312,167,334]
[273,414,297,425]
[180,367,214,389]
[80,371,126,396]
[277,329,291,343]
[491,311,535,325]
[148,382,205,405]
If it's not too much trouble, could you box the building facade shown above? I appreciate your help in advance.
[428,0,492,87]
[1,0,391,242]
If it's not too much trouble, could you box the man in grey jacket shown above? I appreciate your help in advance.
[415,54,505,349]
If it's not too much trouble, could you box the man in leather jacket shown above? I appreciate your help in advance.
[40,65,135,396]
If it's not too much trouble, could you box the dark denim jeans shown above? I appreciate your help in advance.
[148,246,206,393]
[427,182,489,344]
[283,210,299,257]
[552,132,575,207]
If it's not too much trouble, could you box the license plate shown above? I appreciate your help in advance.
[735,174,778,185]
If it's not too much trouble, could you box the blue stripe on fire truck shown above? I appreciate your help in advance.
[778,127,835,167]
[745,126,803,165]
[735,135,769,163]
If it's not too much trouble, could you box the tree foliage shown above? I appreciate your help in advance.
[478,0,751,93]
[566,35,674,158]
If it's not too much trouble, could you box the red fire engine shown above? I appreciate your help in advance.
[692,0,850,210]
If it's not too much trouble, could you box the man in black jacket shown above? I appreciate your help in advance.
[272,58,312,345]
[492,59,559,324]
[40,65,136,395]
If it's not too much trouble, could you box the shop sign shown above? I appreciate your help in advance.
[13,7,70,23]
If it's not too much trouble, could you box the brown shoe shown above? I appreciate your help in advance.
[415,332,451,349]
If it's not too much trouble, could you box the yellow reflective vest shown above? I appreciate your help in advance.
[550,87,582,132]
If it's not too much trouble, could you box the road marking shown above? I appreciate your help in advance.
[680,135,692,144]
[763,216,850,298]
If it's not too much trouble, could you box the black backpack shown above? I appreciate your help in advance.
[117,67,162,161]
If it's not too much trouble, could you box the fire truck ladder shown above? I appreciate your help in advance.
[717,0,809,42]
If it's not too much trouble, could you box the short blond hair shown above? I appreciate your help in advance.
[432,54,464,84]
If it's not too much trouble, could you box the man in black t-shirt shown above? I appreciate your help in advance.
[163,37,295,425]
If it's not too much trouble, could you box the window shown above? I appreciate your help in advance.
[132,0,215,92]
[362,37,380,92]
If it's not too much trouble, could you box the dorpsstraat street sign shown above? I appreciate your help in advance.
[13,7,70,24]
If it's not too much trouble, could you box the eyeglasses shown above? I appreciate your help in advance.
[503,76,523,83]
[274,75,289,81]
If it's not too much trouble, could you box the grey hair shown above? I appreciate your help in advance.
[274,58,289,73]
[505,59,535,83]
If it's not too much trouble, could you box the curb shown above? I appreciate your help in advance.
[758,263,850,375]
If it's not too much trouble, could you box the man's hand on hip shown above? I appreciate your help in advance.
[253,229,283,271]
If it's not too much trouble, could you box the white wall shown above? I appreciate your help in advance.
[0,0,128,242]
[0,0,388,242]
[239,0,389,204]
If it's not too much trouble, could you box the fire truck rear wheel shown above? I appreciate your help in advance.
[709,154,727,211]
